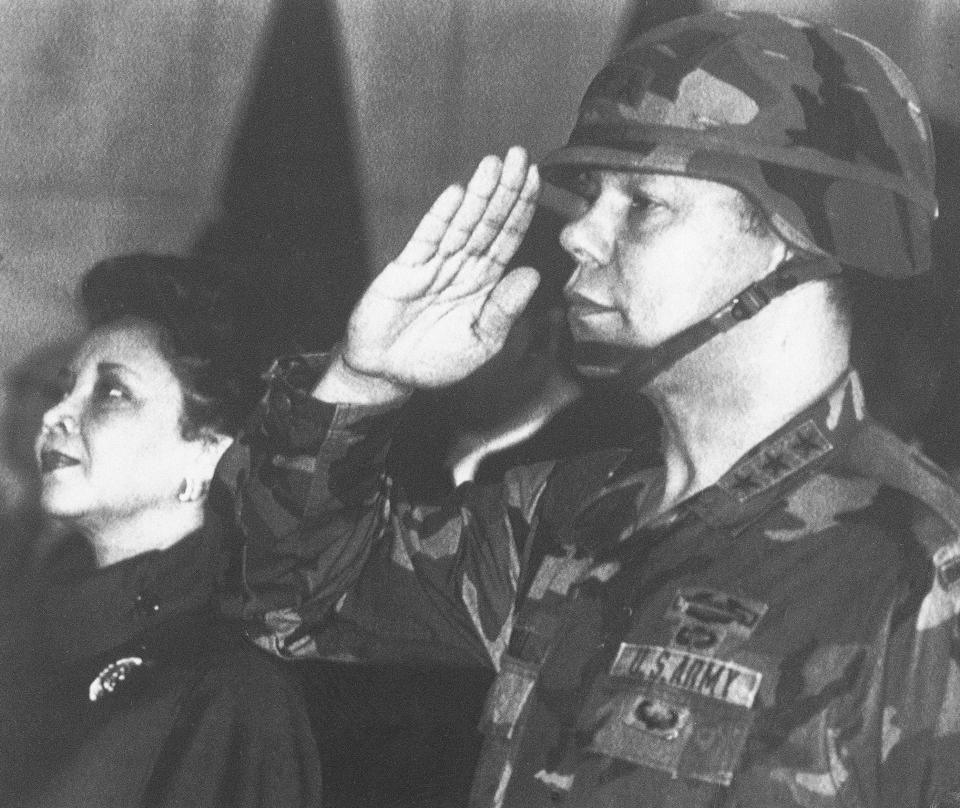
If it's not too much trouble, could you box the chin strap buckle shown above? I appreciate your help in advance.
[729,285,772,321]
[572,257,840,384]
[716,259,838,330]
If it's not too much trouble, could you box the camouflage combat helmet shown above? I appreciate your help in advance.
[541,10,938,278]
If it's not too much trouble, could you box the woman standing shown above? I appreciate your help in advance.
[25,254,322,807]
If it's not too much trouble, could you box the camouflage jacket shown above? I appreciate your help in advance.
[239,361,960,808]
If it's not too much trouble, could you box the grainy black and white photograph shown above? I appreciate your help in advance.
[2,1,960,806]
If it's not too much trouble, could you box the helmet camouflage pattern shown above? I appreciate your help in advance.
[541,11,938,277]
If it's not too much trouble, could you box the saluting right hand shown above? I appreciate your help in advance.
[314,147,541,405]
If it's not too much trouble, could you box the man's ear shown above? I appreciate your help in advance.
[768,242,793,273]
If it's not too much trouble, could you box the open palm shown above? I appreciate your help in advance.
[342,147,541,389]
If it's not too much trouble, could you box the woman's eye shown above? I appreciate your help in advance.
[95,380,130,402]
[54,371,75,402]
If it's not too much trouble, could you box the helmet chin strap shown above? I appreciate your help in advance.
[569,256,841,386]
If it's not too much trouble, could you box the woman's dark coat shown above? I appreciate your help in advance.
[25,526,322,808]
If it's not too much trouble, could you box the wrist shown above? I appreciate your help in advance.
[311,351,413,406]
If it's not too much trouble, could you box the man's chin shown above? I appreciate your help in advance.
[568,341,635,379]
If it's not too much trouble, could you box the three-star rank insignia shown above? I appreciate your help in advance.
[89,656,146,702]
[718,420,833,503]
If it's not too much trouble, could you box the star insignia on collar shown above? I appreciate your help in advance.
[731,472,762,495]
[790,427,828,459]
[719,420,833,503]
[89,656,146,702]
[760,452,791,477]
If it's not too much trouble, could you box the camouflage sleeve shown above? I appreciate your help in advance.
[874,551,960,808]
[237,355,554,669]
[808,535,960,808]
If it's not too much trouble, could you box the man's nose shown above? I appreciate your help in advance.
[559,196,618,271]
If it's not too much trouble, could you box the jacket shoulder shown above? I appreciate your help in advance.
[844,419,960,576]
[191,623,310,710]
[147,624,322,803]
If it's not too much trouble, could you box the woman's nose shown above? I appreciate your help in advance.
[41,400,78,434]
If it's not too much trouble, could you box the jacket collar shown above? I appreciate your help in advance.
[685,369,866,531]
[41,525,221,666]
[579,369,867,542]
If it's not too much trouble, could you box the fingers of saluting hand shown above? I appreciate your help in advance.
[393,147,538,272]
[457,146,536,261]
[431,147,538,295]
[392,183,468,268]
[436,151,512,260]
[484,159,539,270]
[391,153,504,269]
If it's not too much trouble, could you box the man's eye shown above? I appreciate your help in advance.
[571,172,599,202]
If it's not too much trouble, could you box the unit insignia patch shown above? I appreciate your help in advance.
[583,679,754,785]
[668,587,767,637]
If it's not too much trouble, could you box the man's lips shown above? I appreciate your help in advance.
[564,298,616,341]
[564,290,614,321]
[566,304,613,321]
[40,449,81,473]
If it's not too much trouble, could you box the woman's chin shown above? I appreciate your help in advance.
[38,488,83,522]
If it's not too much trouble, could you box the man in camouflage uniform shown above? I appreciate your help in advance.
[238,12,960,807]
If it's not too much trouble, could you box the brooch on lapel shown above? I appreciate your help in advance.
[89,656,146,702]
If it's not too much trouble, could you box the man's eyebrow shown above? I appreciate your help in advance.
[622,174,655,192]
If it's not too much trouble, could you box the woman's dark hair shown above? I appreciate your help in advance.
[80,253,257,440]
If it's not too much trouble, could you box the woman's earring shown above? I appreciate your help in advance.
[176,478,192,503]
[176,478,210,503]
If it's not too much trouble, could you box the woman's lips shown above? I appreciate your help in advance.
[40,449,81,474]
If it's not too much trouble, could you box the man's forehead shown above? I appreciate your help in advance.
[579,168,738,199]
